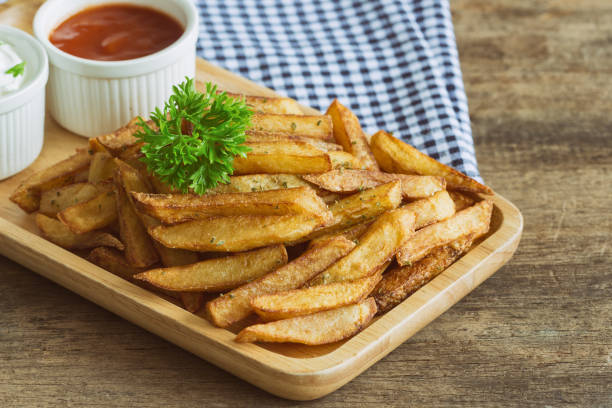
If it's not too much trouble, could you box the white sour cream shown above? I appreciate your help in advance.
[0,41,26,96]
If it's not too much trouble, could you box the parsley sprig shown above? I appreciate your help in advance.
[135,78,252,195]
[5,61,25,77]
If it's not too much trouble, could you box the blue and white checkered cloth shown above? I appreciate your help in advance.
[195,0,480,180]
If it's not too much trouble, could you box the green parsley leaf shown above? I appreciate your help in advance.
[5,61,25,78]
[135,78,252,195]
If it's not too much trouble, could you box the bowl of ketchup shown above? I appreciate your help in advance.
[33,0,198,138]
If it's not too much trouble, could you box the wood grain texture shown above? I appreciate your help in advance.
[0,0,610,407]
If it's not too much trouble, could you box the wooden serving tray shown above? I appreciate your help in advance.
[0,58,523,400]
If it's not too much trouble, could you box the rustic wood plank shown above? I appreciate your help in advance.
[0,0,610,406]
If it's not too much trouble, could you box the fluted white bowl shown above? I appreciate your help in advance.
[33,0,198,138]
[0,25,48,180]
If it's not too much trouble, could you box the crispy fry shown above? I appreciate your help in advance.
[115,172,159,267]
[328,151,363,170]
[326,99,378,170]
[88,152,117,184]
[403,190,456,230]
[396,200,493,266]
[374,237,474,313]
[206,236,355,327]
[97,118,152,156]
[303,180,403,241]
[88,137,108,154]
[149,213,326,252]
[252,273,381,321]
[248,113,332,141]
[134,245,288,292]
[234,142,332,174]
[39,182,99,217]
[57,189,118,234]
[245,133,342,152]
[308,222,371,248]
[370,130,493,194]
[303,170,446,200]
[131,187,330,224]
[310,207,415,285]
[10,149,91,212]
[36,213,124,250]
[209,174,311,194]
[235,298,377,345]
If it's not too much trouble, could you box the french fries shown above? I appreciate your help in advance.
[14,88,496,347]
[248,113,333,141]
[326,99,378,170]
[303,170,446,200]
[310,207,415,285]
[396,200,493,266]
[403,190,456,229]
[134,245,288,292]
[206,236,355,327]
[370,130,493,194]
[149,213,326,252]
[234,142,332,174]
[251,273,381,321]
[373,236,474,313]
[10,149,91,212]
[304,180,402,241]
[57,189,118,234]
[131,187,330,224]
[36,213,124,250]
[236,298,377,345]
[39,182,99,217]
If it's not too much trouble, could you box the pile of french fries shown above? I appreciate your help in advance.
[10,89,493,346]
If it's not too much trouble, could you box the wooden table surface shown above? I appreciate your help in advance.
[1,1,610,406]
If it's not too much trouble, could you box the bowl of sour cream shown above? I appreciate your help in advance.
[0,25,49,180]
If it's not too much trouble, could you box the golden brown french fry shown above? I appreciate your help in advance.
[310,207,415,285]
[245,133,342,152]
[248,113,332,141]
[39,182,99,217]
[88,137,108,154]
[308,222,372,248]
[235,298,377,345]
[326,99,379,170]
[97,117,152,156]
[131,187,330,224]
[88,152,117,184]
[396,200,493,266]
[149,213,326,252]
[328,151,363,170]
[206,236,355,328]
[36,213,124,251]
[115,173,159,268]
[10,149,91,213]
[373,236,474,313]
[134,245,288,292]
[209,174,311,194]
[234,142,332,174]
[370,130,493,194]
[302,170,446,200]
[57,189,118,234]
[252,273,381,321]
[403,190,456,229]
[449,191,477,211]
[303,180,403,241]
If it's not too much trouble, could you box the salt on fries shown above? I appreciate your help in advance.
[12,90,492,346]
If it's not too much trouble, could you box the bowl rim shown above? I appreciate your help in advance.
[32,0,198,78]
[0,25,49,113]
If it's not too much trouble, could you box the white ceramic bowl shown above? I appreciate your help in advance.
[33,0,198,138]
[0,25,48,180]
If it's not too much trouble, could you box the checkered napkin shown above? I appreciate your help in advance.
[195,0,481,180]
